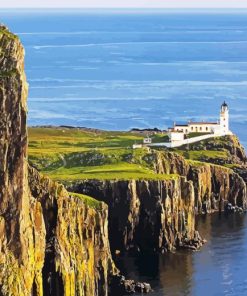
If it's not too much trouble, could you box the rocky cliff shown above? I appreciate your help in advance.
[183,135,247,165]
[68,150,247,254]
[0,25,38,295]
[187,163,246,213]
[68,177,201,253]
[176,135,247,182]
[28,166,121,296]
[153,150,247,213]
[0,26,152,296]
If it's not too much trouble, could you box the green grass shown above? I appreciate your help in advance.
[0,26,18,40]
[171,134,240,167]
[186,159,208,167]
[69,192,102,209]
[28,127,144,151]
[178,150,229,161]
[43,163,178,181]
[28,127,174,181]
[28,127,239,181]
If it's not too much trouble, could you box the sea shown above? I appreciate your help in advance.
[116,213,247,296]
[1,9,247,148]
[2,9,247,295]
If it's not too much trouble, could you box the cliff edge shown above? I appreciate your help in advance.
[0,26,151,296]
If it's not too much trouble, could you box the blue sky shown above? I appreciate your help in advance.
[1,0,247,8]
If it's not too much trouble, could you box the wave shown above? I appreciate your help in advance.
[29,80,247,87]
[28,60,247,68]
[29,96,168,102]
[17,29,247,35]
[31,40,247,50]
[29,110,73,119]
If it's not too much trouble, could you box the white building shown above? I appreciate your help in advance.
[143,137,152,144]
[169,102,231,137]
[168,130,184,143]
[135,102,232,149]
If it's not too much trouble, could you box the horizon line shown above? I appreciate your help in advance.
[2,8,247,13]
[2,7,247,9]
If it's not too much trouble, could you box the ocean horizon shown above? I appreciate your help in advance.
[2,9,247,147]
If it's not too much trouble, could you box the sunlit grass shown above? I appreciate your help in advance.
[28,127,174,181]
[175,150,229,161]
[69,192,102,209]
[44,163,178,181]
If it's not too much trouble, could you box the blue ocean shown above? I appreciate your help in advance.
[2,10,247,147]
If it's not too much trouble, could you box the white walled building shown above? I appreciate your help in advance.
[168,131,184,142]
[169,102,231,137]
[136,102,232,149]
[172,122,219,134]
[143,137,152,144]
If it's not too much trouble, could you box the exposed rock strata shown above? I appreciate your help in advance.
[0,25,41,295]
[188,164,247,213]
[153,150,247,212]
[28,167,119,296]
[0,26,152,296]
[178,135,247,183]
[184,135,247,165]
[68,152,247,254]
[68,177,204,253]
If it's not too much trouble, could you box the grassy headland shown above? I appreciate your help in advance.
[172,135,244,166]
[28,127,244,181]
[28,127,175,181]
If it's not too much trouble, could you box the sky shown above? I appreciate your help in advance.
[1,0,247,8]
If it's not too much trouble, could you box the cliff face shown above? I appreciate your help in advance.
[0,26,139,296]
[28,167,118,296]
[185,135,247,165]
[153,150,190,176]
[153,150,247,213]
[68,177,202,253]
[0,25,43,295]
[188,164,247,214]
[68,151,247,254]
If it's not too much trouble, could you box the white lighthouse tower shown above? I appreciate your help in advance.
[220,101,230,135]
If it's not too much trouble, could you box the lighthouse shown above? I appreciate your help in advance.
[220,101,229,134]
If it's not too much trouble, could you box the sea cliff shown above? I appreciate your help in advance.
[68,148,247,254]
[0,26,152,296]
[68,177,200,253]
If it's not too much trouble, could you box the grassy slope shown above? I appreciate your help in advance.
[175,149,229,161]
[69,192,102,209]
[29,128,240,181]
[28,127,175,181]
[172,136,232,163]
